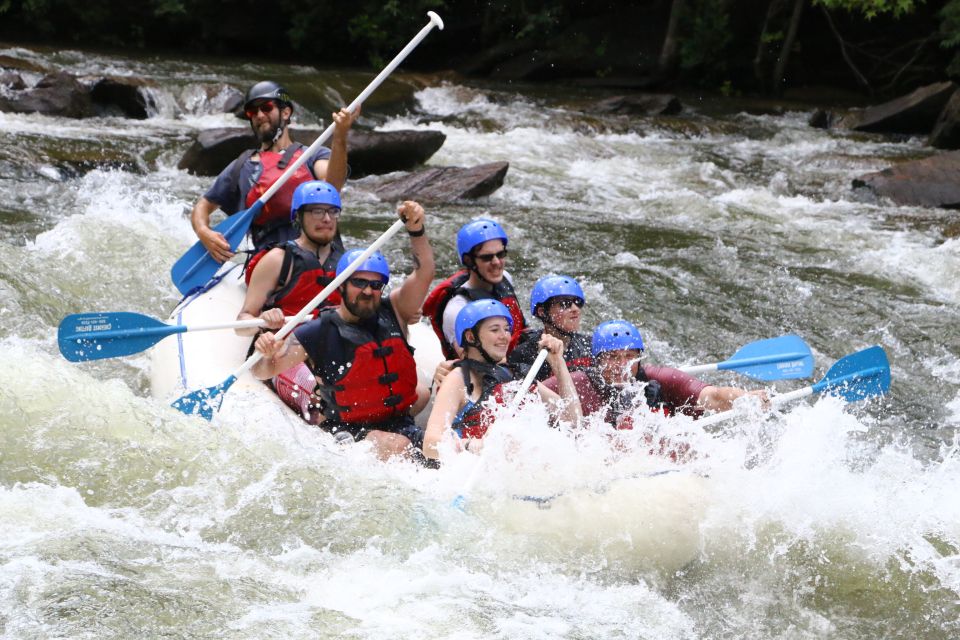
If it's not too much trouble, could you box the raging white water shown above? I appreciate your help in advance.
[1,45,959,638]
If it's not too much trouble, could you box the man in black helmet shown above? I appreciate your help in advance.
[190,80,358,261]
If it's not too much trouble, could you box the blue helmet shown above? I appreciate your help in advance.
[455,299,513,348]
[591,320,645,357]
[456,218,508,265]
[336,248,390,284]
[290,180,341,221]
[530,274,585,317]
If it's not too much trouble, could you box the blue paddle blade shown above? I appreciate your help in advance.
[813,345,891,402]
[170,202,262,295]
[58,311,180,362]
[719,334,814,381]
[170,375,238,421]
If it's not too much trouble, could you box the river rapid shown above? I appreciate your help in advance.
[1,44,958,639]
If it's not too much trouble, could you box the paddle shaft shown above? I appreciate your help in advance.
[679,350,811,375]
[233,220,406,380]
[254,13,444,207]
[694,362,888,429]
[453,349,549,508]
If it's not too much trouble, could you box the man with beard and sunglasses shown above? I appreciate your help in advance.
[190,81,358,262]
[507,274,593,382]
[422,218,528,361]
[250,201,436,462]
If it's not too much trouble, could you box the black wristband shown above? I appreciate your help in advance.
[407,225,426,237]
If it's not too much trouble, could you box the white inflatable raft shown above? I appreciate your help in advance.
[151,264,704,572]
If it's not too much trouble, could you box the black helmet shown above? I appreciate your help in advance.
[243,81,292,111]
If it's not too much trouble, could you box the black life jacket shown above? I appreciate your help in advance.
[451,359,515,439]
[300,300,419,428]
[584,366,674,426]
[507,329,593,381]
[422,270,528,360]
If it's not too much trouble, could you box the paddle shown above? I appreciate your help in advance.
[695,345,891,429]
[171,219,406,420]
[452,348,550,511]
[58,312,298,362]
[678,334,813,381]
[170,11,445,296]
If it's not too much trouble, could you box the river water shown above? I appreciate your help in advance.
[1,44,959,639]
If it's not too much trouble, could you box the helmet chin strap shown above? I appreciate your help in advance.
[465,255,496,287]
[539,306,574,339]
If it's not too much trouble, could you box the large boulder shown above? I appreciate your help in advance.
[177,127,446,177]
[930,90,960,150]
[839,81,957,134]
[852,151,960,208]
[373,162,509,203]
[90,77,158,119]
[344,129,446,178]
[0,71,94,118]
[592,94,682,116]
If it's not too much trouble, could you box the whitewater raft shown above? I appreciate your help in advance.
[151,263,705,572]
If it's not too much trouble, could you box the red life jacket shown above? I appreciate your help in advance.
[422,270,528,360]
[244,241,343,318]
[243,143,313,243]
[451,360,518,439]
[301,301,419,427]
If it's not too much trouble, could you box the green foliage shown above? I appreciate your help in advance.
[940,0,960,77]
[812,0,923,19]
[678,0,733,86]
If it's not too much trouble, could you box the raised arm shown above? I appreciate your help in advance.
[312,107,358,192]
[390,201,436,326]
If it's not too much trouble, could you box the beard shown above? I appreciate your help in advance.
[343,290,379,320]
[254,117,284,145]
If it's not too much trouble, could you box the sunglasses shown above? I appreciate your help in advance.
[348,277,386,291]
[473,248,508,263]
[550,297,584,310]
[244,100,277,119]
[303,206,341,219]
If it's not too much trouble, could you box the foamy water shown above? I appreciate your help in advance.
[1,51,958,638]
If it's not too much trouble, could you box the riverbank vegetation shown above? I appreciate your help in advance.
[1,0,958,98]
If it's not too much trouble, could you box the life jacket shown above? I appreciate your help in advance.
[238,143,313,248]
[584,366,675,426]
[451,359,515,439]
[301,301,419,427]
[422,270,528,360]
[584,368,688,462]
[244,241,343,317]
[508,329,593,381]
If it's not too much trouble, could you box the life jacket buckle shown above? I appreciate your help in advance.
[383,394,403,407]
[378,372,399,384]
[373,345,394,358]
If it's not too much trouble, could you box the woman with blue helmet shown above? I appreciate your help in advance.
[422,218,528,360]
[422,299,582,460]
[508,274,593,382]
